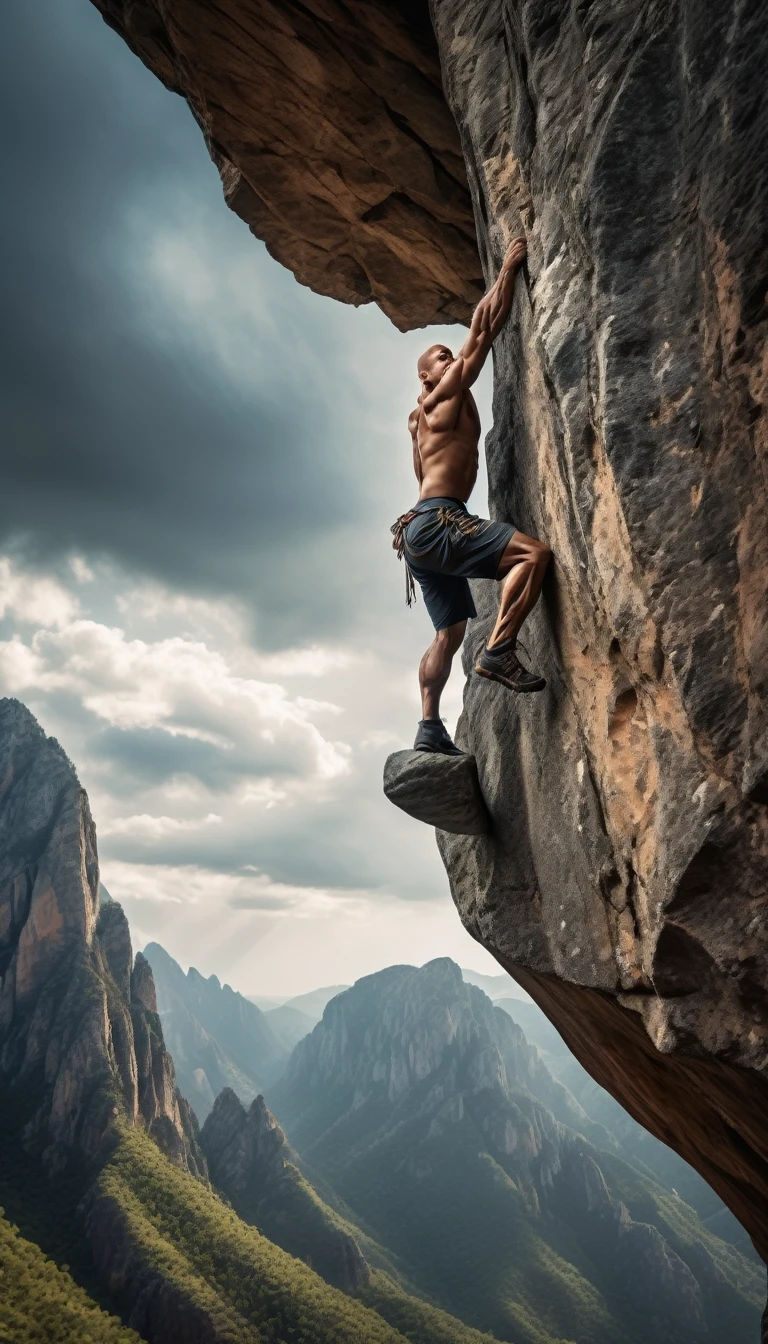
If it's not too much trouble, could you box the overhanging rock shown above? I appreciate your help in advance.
[383,750,492,836]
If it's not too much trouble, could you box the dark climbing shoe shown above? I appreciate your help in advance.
[475,640,546,693]
[413,719,464,756]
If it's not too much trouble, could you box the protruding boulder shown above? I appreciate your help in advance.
[383,750,492,835]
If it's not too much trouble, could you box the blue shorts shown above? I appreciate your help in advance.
[404,498,516,631]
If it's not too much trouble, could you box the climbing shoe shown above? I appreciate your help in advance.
[413,719,464,755]
[475,639,546,693]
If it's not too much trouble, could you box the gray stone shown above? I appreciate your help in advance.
[383,749,492,835]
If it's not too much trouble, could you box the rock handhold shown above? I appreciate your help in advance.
[383,750,491,835]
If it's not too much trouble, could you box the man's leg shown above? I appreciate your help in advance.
[414,620,466,754]
[476,533,551,693]
[419,620,467,718]
[488,532,551,648]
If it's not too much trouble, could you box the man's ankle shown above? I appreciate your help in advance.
[486,635,515,654]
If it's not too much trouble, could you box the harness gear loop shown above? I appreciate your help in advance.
[390,511,418,607]
[436,505,482,541]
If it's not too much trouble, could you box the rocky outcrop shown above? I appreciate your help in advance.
[201,1088,370,1293]
[90,0,482,330]
[0,698,204,1176]
[383,750,492,834]
[89,0,768,1282]
[562,1150,707,1338]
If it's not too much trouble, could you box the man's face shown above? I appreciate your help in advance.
[421,346,453,385]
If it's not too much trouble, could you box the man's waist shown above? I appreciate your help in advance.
[411,496,468,513]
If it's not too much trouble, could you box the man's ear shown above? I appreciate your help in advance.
[418,369,428,385]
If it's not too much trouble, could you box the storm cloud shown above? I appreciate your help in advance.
[1,0,472,647]
[0,1,500,995]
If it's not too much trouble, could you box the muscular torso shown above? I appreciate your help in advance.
[409,389,481,503]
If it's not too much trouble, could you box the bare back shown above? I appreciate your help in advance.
[409,389,481,503]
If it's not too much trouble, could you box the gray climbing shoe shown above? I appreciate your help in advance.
[414,719,463,756]
[475,640,546,693]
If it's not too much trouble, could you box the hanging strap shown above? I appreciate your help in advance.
[390,511,418,607]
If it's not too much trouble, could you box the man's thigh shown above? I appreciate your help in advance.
[414,570,477,631]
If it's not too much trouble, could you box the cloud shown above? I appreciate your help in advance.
[0,0,480,649]
[0,1,505,996]
[0,562,351,791]
[0,557,446,901]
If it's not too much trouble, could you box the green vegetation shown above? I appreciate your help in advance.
[0,1211,139,1344]
[94,1125,504,1344]
[595,1146,765,1321]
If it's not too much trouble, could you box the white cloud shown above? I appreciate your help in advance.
[0,564,352,791]
[0,557,77,629]
[70,556,95,583]
[101,812,222,840]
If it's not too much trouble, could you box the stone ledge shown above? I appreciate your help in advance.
[383,750,492,835]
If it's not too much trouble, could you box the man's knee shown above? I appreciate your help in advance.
[436,620,467,654]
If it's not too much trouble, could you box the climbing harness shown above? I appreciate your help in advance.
[390,511,418,606]
[390,506,489,608]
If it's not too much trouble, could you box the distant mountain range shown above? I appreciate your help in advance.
[0,699,507,1344]
[2,692,759,1344]
[265,958,761,1344]
[145,935,760,1281]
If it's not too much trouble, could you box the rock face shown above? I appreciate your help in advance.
[90,0,768,1282]
[0,698,204,1176]
[424,0,768,1267]
[271,958,759,1342]
[201,1088,369,1292]
[144,940,288,1121]
[383,749,492,834]
[90,0,482,329]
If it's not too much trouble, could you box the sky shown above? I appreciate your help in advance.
[0,0,504,996]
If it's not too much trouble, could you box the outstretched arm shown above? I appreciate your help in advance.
[459,236,527,380]
[423,237,527,413]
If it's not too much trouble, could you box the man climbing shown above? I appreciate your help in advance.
[392,236,551,757]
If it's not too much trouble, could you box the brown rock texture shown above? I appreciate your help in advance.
[90,0,483,330]
[0,698,204,1176]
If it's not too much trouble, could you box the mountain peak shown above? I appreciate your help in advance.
[0,699,204,1178]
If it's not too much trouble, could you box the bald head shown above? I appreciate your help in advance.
[417,343,450,374]
[417,345,454,390]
